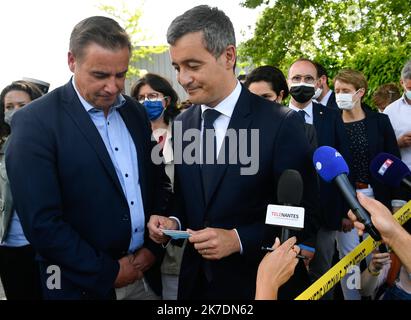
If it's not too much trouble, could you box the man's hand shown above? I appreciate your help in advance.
[147,215,178,244]
[187,228,240,260]
[129,247,156,273]
[114,255,143,288]
[397,131,411,148]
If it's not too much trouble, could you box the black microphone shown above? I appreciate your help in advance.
[313,146,382,241]
[277,169,304,242]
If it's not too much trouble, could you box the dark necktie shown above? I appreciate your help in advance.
[201,108,221,200]
[298,109,306,123]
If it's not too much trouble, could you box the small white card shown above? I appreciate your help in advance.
[161,229,191,240]
[265,204,305,229]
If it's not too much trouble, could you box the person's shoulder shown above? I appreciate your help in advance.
[314,101,340,115]
[384,97,402,114]
[174,104,199,122]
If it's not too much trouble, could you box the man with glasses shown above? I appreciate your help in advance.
[287,58,351,299]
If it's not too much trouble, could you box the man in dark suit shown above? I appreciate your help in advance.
[313,62,338,109]
[147,5,320,300]
[5,16,170,300]
[287,58,351,299]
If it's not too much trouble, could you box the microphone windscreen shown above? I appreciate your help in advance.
[313,146,349,182]
[370,153,411,188]
[277,169,303,206]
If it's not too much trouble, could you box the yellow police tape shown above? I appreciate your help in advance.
[295,201,411,300]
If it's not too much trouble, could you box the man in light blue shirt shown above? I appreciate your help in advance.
[6,16,171,300]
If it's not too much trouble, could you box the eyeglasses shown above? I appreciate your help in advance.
[137,92,165,104]
[290,75,317,84]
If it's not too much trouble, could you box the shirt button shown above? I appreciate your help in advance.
[134,228,138,232]
[115,147,119,151]
[130,201,134,205]
[107,122,110,125]
[125,173,129,178]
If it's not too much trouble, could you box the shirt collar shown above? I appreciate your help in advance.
[201,81,242,119]
[71,77,126,114]
[288,101,313,119]
[318,89,332,106]
[401,94,411,106]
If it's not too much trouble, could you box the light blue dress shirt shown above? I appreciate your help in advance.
[72,79,145,253]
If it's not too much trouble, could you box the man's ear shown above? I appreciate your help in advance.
[68,52,76,73]
[224,45,236,70]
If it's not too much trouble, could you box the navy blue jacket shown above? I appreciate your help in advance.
[358,107,401,209]
[172,88,320,299]
[5,81,170,299]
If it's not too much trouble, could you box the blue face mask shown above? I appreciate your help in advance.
[143,100,164,121]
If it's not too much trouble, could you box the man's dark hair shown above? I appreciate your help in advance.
[69,16,131,60]
[167,5,235,59]
[314,62,329,79]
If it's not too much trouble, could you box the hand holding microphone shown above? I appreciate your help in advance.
[313,146,382,241]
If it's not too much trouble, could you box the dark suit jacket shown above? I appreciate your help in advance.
[326,91,338,109]
[5,81,170,299]
[312,102,351,230]
[359,108,401,209]
[172,87,320,299]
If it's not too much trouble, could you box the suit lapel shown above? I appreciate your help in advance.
[312,102,324,138]
[179,105,206,205]
[364,109,377,161]
[60,81,124,196]
[204,88,252,205]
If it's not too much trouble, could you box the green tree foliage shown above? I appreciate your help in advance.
[239,0,411,107]
[99,2,167,78]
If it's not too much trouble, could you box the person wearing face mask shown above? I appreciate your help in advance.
[245,65,317,150]
[312,62,338,109]
[333,69,401,300]
[0,80,43,300]
[287,58,351,300]
[383,60,411,173]
[131,73,183,300]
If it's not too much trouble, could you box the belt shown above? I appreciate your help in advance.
[355,182,369,190]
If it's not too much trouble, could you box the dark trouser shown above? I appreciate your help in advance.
[0,244,42,300]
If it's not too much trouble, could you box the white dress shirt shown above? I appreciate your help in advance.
[384,95,411,170]
[289,101,314,125]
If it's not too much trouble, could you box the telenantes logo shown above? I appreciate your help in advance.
[271,211,299,220]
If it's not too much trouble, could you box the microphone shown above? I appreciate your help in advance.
[370,152,411,191]
[265,169,305,243]
[313,146,382,241]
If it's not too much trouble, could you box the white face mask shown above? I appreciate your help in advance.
[405,89,411,100]
[335,90,360,110]
[4,109,17,125]
[313,87,323,100]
